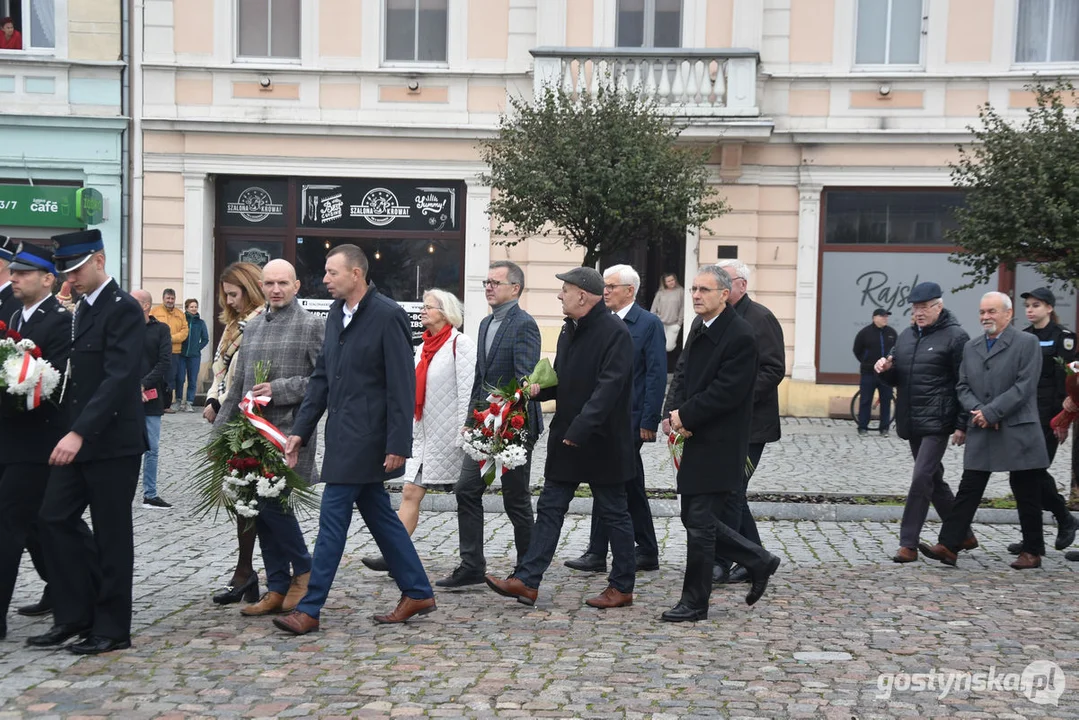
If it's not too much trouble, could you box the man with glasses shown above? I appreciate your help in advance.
[437,260,541,588]
[875,282,975,564]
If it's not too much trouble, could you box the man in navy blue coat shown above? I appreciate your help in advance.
[275,244,434,635]
[565,264,665,573]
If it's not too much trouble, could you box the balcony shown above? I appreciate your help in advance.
[530,47,761,120]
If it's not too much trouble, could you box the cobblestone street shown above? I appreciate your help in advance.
[1,413,1078,718]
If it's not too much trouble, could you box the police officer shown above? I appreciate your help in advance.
[28,229,147,655]
[0,243,71,640]
[1006,287,1078,555]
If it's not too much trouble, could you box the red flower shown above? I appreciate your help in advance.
[263,471,275,479]
[29,346,42,359]
[0,321,6,332]
[501,430,513,440]
[488,402,500,414]
[510,414,525,429]
[480,426,493,438]
[6,330,21,341]
[472,409,485,423]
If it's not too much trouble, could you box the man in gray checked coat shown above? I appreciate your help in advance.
[215,259,324,615]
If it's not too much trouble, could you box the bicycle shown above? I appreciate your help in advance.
[850,386,897,432]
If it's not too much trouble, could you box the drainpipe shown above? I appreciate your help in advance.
[120,0,129,285]
[129,0,145,288]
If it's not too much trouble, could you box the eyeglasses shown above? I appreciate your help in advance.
[911,301,942,314]
[421,304,442,312]
[690,286,719,293]
[481,280,515,289]
[603,283,631,291]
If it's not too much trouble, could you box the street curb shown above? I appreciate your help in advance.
[403,493,1042,524]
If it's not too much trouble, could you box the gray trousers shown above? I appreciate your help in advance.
[899,434,957,548]
[454,451,535,573]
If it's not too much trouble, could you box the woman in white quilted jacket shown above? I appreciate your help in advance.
[363,288,476,572]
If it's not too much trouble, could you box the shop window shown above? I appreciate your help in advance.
[616,0,682,48]
[824,189,965,245]
[0,0,56,51]
[237,0,300,59]
[384,0,448,64]
[854,0,924,66]
[1016,0,1079,63]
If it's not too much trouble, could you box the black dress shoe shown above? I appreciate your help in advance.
[1055,515,1078,551]
[212,574,259,605]
[746,555,781,606]
[68,636,131,655]
[434,566,487,588]
[1065,551,1079,562]
[26,624,91,647]
[17,593,53,617]
[635,553,659,572]
[711,564,729,584]
[362,555,390,572]
[718,564,751,584]
[660,602,708,622]
[1007,542,1023,555]
[564,552,607,573]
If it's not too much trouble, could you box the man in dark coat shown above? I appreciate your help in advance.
[565,263,665,574]
[438,260,541,588]
[875,282,974,564]
[852,307,899,436]
[0,236,21,325]
[486,267,637,610]
[661,266,782,622]
[31,229,148,655]
[276,244,433,636]
[131,289,173,509]
[0,243,71,640]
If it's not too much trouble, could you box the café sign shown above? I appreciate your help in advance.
[0,185,104,229]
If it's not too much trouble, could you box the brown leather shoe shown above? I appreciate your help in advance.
[282,572,310,612]
[273,610,319,635]
[918,542,958,566]
[372,595,437,624]
[240,591,286,616]
[585,586,633,609]
[1010,552,1042,570]
[892,547,918,563]
[485,575,538,606]
[959,535,979,551]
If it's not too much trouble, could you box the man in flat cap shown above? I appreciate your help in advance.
[0,236,20,324]
[486,266,638,610]
[29,229,147,655]
[0,243,71,639]
[853,307,899,436]
[876,281,974,564]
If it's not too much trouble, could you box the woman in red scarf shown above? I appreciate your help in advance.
[0,18,22,50]
[362,289,476,573]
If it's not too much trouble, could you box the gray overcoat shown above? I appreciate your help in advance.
[956,324,1049,472]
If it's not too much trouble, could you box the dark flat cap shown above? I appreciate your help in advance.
[555,266,605,296]
[9,243,57,274]
[908,281,943,304]
[1021,287,1056,307]
[872,307,891,317]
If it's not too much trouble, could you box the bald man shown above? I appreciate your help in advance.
[133,289,173,508]
[214,260,325,616]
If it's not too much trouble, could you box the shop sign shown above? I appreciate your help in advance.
[298,297,424,344]
[218,179,288,228]
[0,185,87,229]
[298,179,461,232]
[76,188,104,225]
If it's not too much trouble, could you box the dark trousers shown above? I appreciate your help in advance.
[455,452,534,573]
[585,438,658,558]
[1038,425,1071,524]
[681,491,773,610]
[899,434,956,548]
[176,355,201,405]
[715,442,766,570]
[857,372,893,431]
[255,498,312,595]
[297,482,433,618]
[940,468,1044,555]
[0,463,52,619]
[516,479,636,594]
[39,456,140,641]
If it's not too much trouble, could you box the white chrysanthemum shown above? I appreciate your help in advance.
[235,499,259,518]
[497,444,529,470]
[15,339,35,352]
[256,474,286,499]
[3,355,42,395]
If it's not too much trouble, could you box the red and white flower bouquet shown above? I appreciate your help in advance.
[0,321,61,411]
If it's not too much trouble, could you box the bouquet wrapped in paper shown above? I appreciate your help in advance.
[461,358,558,486]
[1050,360,1079,440]
[0,321,61,411]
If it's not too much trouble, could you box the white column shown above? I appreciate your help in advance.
[731,0,763,49]
[682,225,700,333]
[791,184,822,382]
[182,172,212,358]
[464,183,493,340]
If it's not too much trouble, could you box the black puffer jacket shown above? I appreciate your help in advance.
[880,308,970,440]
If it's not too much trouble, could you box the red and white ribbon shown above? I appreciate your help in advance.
[479,456,509,484]
[16,353,44,411]
[238,392,288,451]
[667,432,682,471]
[483,388,522,434]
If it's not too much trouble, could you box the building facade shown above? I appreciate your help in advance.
[134,0,1079,415]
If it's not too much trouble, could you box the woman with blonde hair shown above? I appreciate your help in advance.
[362,288,476,572]
[203,261,267,605]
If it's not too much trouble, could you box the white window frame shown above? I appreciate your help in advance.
[0,0,66,57]
[1013,0,1079,68]
[852,0,927,71]
[233,0,301,65]
[381,0,450,68]
[614,0,684,49]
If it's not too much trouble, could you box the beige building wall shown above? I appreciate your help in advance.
[68,0,122,61]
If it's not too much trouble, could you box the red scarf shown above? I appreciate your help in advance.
[415,323,453,420]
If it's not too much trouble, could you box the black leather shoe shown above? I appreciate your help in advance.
[17,593,53,617]
[26,624,91,647]
[212,574,259,605]
[434,566,486,588]
[711,564,729,584]
[1055,515,1078,551]
[746,555,781,606]
[1065,551,1079,562]
[660,602,708,622]
[362,555,390,572]
[635,553,659,572]
[1007,542,1022,555]
[68,636,131,655]
[719,564,751,584]
[564,552,607,573]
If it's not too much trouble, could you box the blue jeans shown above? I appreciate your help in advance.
[141,415,161,499]
[256,499,312,595]
[297,483,432,618]
[176,355,201,404]
[168,354,183,400]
